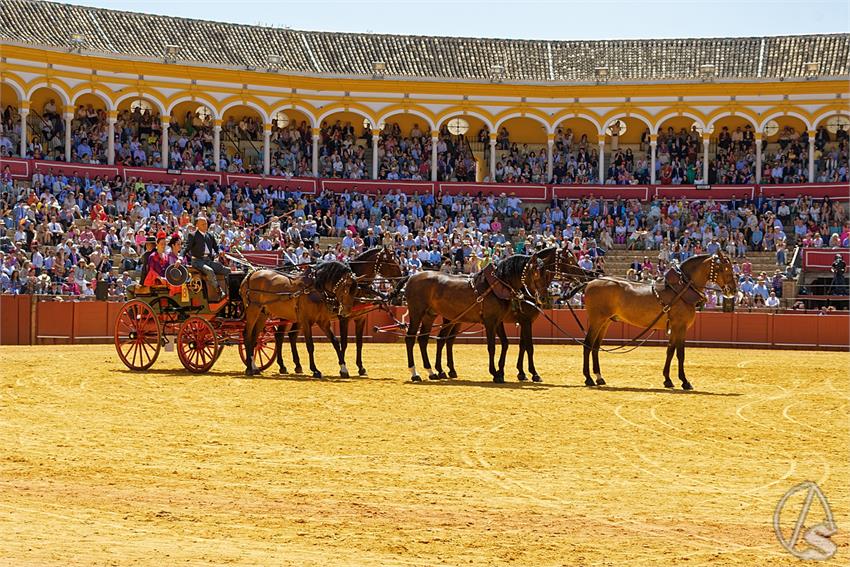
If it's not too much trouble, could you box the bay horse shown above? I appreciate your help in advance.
[582,252,736,390]
[340,246,405,376]
[432,246,595,382]
[240,261,360,378]
[404,253,547,383]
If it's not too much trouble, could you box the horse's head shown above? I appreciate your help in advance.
[329,271,361,318]
[376,246,404,279]
[522,252,549,305]
[708,252,737,298]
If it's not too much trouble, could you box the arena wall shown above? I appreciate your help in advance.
[1,295,846,350]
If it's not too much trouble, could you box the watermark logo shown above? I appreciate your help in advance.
[774,481,837,561]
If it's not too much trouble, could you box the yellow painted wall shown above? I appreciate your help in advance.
[380,113,433,137]
[30,87,65,114]
[319,110,370,136]
[499,117,548,143]
[74,92,108,110]
[554,118,599,144]
[1,83,21,107]
[656,116,698,134]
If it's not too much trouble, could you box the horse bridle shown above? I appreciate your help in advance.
[325,272,356,316]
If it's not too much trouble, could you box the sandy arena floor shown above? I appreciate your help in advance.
[0,342,847,566]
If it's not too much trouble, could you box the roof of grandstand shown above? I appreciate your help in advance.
[2,0,849,83]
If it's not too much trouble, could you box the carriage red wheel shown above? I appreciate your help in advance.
[238,328,278,372]
[177,317,219,373]
[114,300,162,371]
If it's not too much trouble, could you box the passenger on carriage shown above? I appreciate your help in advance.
[143,233,168,287]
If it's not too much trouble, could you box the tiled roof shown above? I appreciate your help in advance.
[2,0,848,82]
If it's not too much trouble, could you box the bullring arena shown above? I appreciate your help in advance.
[1,0,850,565]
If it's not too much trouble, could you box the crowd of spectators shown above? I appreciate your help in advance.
[1,164,847,311]
[5,97,848,187]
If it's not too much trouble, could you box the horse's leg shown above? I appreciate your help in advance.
[674,328,692,390]
[405,308,423,382]
[288,323,302,374]
[524,321,542,382]
[591,320,612,386]
[242,305,262,376]
[446,323,459,378]
[496,322,510,382]
[274,323,287,374]
[320,319,348,378]
[516,333,527,381]
[418,314,438,380]
[434,320,448,379]
[354,317,367,376]
[303,323,321,378]
[485,321,502,383]
[662,336,676,389]
[582,320,598,387]
[339,316,350,374]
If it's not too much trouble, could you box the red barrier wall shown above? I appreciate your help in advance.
[4,157,848,201]
[2,297,848,350]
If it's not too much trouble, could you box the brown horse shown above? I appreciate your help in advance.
[241,261,360,377]
[582,252,736,390]
[432,246,595,382]
[403,253,547,383]
[340,246,405,376]
[502,246,597,382]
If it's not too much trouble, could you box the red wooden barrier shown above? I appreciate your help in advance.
[3,296,849,351]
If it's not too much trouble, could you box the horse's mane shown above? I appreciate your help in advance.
[312,261,351,290]
[350,247,381,263]
[495,254,532,285]
[680,253,712,275]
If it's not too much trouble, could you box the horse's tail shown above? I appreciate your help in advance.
[386,275,410,306]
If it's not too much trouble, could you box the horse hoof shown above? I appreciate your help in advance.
[584,378,595,387]
[294,366,303,374]
[532,375,543,383]
[681,381,693,391]
[245,369,254,377]
[663,379,674,388]
[448,370,458,379]
[493,376,505,384]
[437,371,448,380]
[517,373,528,382]
[278,367,287,375]
[358,368,367,376]
[411,375,421,382]
[428,373,440,381]
[312,371,322,379]
[595,377,605,386]
[339,371,350,378]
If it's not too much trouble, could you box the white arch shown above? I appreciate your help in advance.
[605,111,653,135]
[812,108,850,129]
[493,112,549,135]
[70,88,114,110]
[376,108,436,131]
[269,103,318,128]
[759,110,812,132]
[436,110,495,132]
[26,81,71,106]
[1,76,25,102]
[552,113,604,136]
[653,111,706,132]
[705,111,759,132]
[316,106,375,129]
[113,91,167,116]
[166,95,221,119]
[220,100,269,123]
